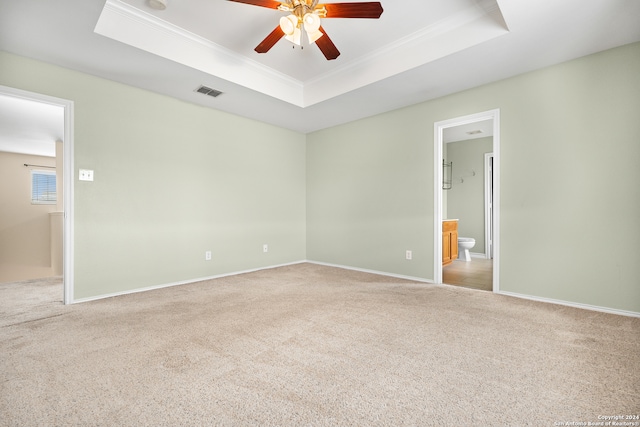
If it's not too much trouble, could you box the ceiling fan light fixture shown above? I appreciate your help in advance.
[302,12,322,44]
[303,12,320,33]
[280,14,302,45]
[285,27,302,45]
[306,29,323,44]
[229,0,383,60]
[279,14,298,35]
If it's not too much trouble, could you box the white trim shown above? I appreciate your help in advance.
[307,260,435,284]
[434,122,444,285]
[71,261,308,304]
[497,291,640,318]
[95,0,509,108]
[95,0,303,106]
[434,109,500,292]
[0,85,74,305]
[492,112,500,292]
[484,152,493,259]
[303,2,509,106]
[69,258,640,318]
[63,100,74,304]
[307,0,499,86]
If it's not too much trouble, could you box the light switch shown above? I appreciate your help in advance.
[79,169,94,181]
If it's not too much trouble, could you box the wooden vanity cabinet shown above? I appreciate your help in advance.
[443,220,458,266]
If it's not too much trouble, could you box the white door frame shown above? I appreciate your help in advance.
[434,109,500,292]
[1,85,75,304]
[484,152,493,259]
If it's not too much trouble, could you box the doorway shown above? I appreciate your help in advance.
[0,85,74,304]
[434,109,500,292]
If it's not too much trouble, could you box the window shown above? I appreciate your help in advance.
[31,170,57,204]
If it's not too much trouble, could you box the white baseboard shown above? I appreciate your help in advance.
[306,260,434,284]
[308,261,640,318]
[497,290,640,318]
[71,260,308,304]
[71,260,639,318]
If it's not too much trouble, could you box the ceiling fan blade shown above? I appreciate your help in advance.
[227,0,282,9]
[315,26,340,60]
[320,2,383,19]
[255,26,285,53]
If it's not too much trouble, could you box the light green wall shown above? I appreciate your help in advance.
[306,107,433,279]
[496,43,640,312]
[307,42,640,313]
[2,41,639,313]
[446,137,493,253]
[0,52,307,300]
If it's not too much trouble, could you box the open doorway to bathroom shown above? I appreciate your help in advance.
[434,110,500,292]
[0,85,74,304]
[442,143,493,291]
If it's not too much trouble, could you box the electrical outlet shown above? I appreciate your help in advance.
[263,244,268,253]
[205,251,212,261]
[406,250,412,260]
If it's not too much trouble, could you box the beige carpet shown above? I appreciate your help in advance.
[1,264,638,426]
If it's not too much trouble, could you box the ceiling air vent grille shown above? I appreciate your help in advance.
[195,85,223,98]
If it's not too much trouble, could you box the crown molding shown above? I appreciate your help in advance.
[95,0,509,108]
[95,0,304,106]
[303,2,509,106]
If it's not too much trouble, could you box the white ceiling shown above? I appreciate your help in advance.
[94,0,508,107]
[0,0,639,151]
[444,119,493,144]
[0,94,64,157]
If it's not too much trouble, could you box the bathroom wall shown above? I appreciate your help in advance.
[446,137,493,255]
[0,51,307,301]
[0,152,57,282]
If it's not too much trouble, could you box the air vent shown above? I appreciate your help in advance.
[195,85,223,98]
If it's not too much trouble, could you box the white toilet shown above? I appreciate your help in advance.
[457,237,476,262]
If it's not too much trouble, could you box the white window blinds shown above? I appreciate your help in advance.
[31,170,57,204]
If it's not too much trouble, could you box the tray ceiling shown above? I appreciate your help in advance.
[0,0,639,134]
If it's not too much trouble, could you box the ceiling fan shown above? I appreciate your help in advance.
[227,0,384,60]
